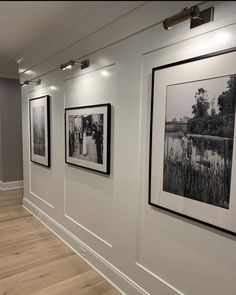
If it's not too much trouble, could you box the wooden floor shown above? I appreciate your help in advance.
[0,189,120,295]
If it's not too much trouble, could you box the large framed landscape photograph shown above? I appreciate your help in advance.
[29,95,50,167]
[65,103,111,174]
[149,48,236,234]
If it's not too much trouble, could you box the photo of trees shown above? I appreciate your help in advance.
[163,74,236,209]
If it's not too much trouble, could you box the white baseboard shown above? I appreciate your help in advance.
[23,198,149,295]
[0,180,23,190]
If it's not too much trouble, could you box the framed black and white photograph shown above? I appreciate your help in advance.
[29,95,50,167]
[65,103,111,174]
[149,48,236,234]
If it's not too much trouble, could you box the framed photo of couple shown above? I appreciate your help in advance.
[65,103,111,174]
[149,47,236,234]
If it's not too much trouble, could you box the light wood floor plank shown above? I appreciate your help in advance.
[31,270,114,295]
[0,255,90,295]
[0,189,120,295]
[0,195,23,207]
[103,289,122,295]
[0,205,31,223]
[0,188,23,196]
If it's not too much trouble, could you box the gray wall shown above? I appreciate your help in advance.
[0,113,2,180]
[0,78,23,182]
[0,56,19,79]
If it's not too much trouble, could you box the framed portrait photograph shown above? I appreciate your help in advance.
[29,95,50,167]
[65,103,111,174]
[149,48,236,234]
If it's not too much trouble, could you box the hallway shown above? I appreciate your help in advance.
[0,189,119,295]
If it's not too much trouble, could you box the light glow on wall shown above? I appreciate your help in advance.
[213,32,231,44]
[50,85,57,91]
[101,70,110,77]
[25,69,36,75]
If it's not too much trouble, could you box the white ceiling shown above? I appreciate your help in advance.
[0,0,146,72]
[0,1,90,60]
[0,1,202,77]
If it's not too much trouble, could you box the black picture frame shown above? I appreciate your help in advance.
[149,47,236,235]
[65,103,111,174]
[29,95,50,167]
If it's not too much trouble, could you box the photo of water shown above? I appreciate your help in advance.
[163,75,236,209]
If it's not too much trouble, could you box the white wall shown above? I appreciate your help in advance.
[21,1,236,294]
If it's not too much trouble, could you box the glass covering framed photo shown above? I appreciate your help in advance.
[149,48,236,234]
[65,103,111,174]
[29,95,50,167]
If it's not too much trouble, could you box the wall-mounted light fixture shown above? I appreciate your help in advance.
[60,59,90,71]
[163,5,214,30]
[20,79,41,87]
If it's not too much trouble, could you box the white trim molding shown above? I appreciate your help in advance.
[0,180,24,190]
[23,198,149,295]
[65,213,113,248]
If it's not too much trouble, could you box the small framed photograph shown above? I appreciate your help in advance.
[29,95,50,167]
[149,48,236,234]
[65,103,111,174]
